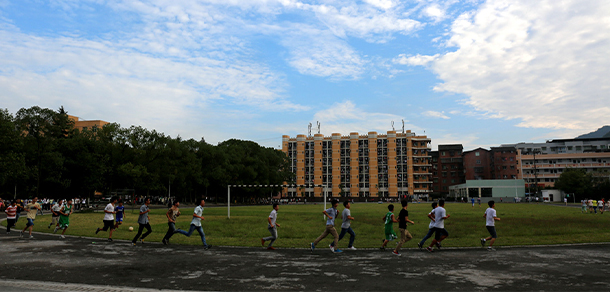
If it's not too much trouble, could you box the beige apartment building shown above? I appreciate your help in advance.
[282,131,432,199]
[68,115,109,133]
[508,138,610,188]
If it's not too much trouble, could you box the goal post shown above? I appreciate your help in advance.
[226,184,328,219]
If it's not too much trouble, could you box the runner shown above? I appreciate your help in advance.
[330,201,356,251]
[417,202,437,250]
[95,197,117,242]
[477,197,481,207]
[54,198,73,239]
[162,201,181,245]
[471,197,475,207]
[261,203,280,250]
[581,199,588,213]
[592,199,598,214]
[21,197,41,239]
[380,204,398,250]
[393,200,414,256]
[481,200,501,251]
[4,201,17,234]
[598,199,604,215]
[114,200,125,229]
[175,199,212,249]
[310,199,342,253]
[132,198,152,246]
[48,199,63,229]
[426,199,450,253]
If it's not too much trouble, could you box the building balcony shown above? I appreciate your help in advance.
[521,163,610,169]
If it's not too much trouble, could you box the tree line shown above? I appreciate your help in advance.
[555,168,610,200]
[0,106,293,203]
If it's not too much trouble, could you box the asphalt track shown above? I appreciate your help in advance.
[1,224,609,292]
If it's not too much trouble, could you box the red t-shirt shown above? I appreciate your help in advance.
[5,205,17,219]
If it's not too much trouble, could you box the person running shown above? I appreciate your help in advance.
[54,198,73,239]
[471,197,475,207]
[481,200,501,251]
[393,200,414,256]
[477,197,481,207]
[48,199,63,229]
[426,199,450,252]
[175,199,212,249]
[132,198,152,246]
[581,199,588,213]
[310,199,342,253]
[95,197,117,242]
[330,201,356,251]
[5,201,17,234]
[261,203,280,250]
[598,199,604,215]
[417,202,438,250]
[114,200,126,229]
[592,199,598,214]
[381,204,398,250]
[162,201,181,245]
[21,197,41,239]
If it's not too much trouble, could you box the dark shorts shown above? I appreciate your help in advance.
[486,226,497,238]
[26,218,35,227]
[102,219,115,231]
[434,228,449,240]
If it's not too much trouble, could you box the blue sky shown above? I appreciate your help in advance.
[1,0,608,150]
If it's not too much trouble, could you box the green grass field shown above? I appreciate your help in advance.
[4,203,609,248]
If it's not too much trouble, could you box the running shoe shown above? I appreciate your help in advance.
[204,245,213,250]
[310,242,315,252]
[29,235,34,239]
[95,228,100,234]
[20,231,23,238]
[267,246,276,250]
[53,227,59,234]
[330,246,335,252]
[107,238,113,242]
[426,247,434,253]
[162,239,167,245]
[261,238,265,247]
[48,224,51,229]
[417,242,423,250]
[392,250,401,256]
[333,249,343,253]
[347,246,357,250]
[380,246,386,251]
[435,242,442,249]
[480,238,485,247]
[139,239,144,244]
[487,247,496,251]
[132,242,136,246]
[60,235,65,239]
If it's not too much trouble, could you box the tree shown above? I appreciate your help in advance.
[0,109,27,197]
[554,168,592,200]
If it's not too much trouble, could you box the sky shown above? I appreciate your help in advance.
[1,0,609,150]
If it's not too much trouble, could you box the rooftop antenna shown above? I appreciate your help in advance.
[308,123,312,137]
[402,119,405,134]
[317,121,321,134]
[391,121,395,131]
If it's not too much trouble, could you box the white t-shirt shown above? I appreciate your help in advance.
[103,203,115,221]
[428,209,436,229]
[485,208,497,226]
[191,205,204,227]
[268,209,277,227]
[341,208,351,229]
[433,207,446,229]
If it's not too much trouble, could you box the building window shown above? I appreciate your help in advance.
[475,152,480,157]
[476,160,481,164]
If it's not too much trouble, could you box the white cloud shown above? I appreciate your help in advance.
[394,53,439,66]
[308,101,421,135]
[422,0,610,132]
[423,110,450,119]
[423,4,446,22]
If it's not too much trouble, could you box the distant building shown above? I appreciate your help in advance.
[490,146,519,179]
[449,179,525,201]
[463,147,492,180]
[503,138,610,188]
[282,131,432,199]
[430,144,465,196]
[68,115,109,133]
